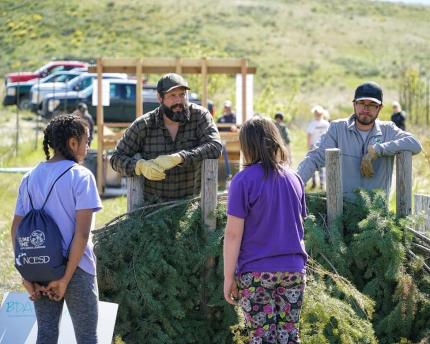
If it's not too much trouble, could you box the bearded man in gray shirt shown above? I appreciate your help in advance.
[297,81,422,199]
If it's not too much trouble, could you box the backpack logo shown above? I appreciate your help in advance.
[30,230,45,247]
[15,253,51,266]
[15,253,26,267]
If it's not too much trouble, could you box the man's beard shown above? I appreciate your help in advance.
[355,113,377,126]
[161,102,190,123]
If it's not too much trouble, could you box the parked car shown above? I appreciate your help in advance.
[4,60,88,86]
[40,79,214,121]
[30,72,126,113]
[3,70,85,110]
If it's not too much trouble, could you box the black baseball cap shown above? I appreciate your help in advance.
[157,73,190,95]
[354,81,383,105]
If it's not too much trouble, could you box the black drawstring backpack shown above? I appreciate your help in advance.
[14,165,74,285]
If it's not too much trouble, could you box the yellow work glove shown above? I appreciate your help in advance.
[134,159,166,181]
[360,145,378,177]
[153,153,183,171]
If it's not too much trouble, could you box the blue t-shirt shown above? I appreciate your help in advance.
[15,160,102,276]
[227,164,308,274]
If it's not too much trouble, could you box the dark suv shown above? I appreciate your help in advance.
[40,79,159,119]
[41,79,214,121]
[31,72,126,113]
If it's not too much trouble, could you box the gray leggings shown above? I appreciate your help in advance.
[34,267,99,344]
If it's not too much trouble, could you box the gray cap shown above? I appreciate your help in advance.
[157,73,190,95]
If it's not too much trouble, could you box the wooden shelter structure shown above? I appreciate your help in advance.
[89,57,256,193]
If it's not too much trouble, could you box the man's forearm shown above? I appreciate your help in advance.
[179,141,222,163]
[376,135,422,156]
[110,152,138,177]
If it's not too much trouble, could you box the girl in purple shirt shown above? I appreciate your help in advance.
[224,116,307,344]
[11,114,102,344]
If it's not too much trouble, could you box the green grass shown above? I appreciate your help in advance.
[0,172,24,294]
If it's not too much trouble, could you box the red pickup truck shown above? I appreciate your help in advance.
[4,60,88,85]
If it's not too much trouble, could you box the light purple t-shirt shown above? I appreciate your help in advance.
[15,160,102,276]
[227,164,308,274]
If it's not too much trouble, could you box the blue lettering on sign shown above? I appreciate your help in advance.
[5,301,34,317]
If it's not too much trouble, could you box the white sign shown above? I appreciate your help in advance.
[235,74,254,125]
[92,79,111,106]
[0,292,118,344]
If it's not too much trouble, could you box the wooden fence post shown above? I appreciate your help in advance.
[201,159,218,231]
[396,151,412,217]
[127,154,144,212]
[96,58,104,194]
[414,194,430,233]
[325,149,343,227]
[200,159,218,317]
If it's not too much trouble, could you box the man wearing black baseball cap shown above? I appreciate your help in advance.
[298,81,421,199]
[111,73,222,202]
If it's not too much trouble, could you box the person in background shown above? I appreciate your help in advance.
[217,100,237,132]
[75,103,94,147]
[274,112,292,164]
[391,101,407,131]
[298,81,422,200]
[306,105,330,190]
[224,115,307,344]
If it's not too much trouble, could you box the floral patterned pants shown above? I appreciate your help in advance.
[236,271,306,344]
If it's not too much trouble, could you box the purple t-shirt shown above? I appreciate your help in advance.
[15,160,102,276]
[227,163,308,274]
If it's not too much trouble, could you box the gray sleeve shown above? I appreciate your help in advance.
[375,123,422,156]
[110,121,145,177]
[297,123,339,183]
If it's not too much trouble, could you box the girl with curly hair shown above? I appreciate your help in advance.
[11,113,102,344]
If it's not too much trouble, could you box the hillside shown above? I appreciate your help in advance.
[1,0,430,121]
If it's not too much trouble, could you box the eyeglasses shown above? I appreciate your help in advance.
[355,101,380,111]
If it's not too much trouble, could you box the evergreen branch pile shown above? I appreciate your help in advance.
[94,195,378,343]
[94,199,238,343]
[305,189,430,344]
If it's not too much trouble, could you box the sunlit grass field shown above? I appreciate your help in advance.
[1,0,430,120]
